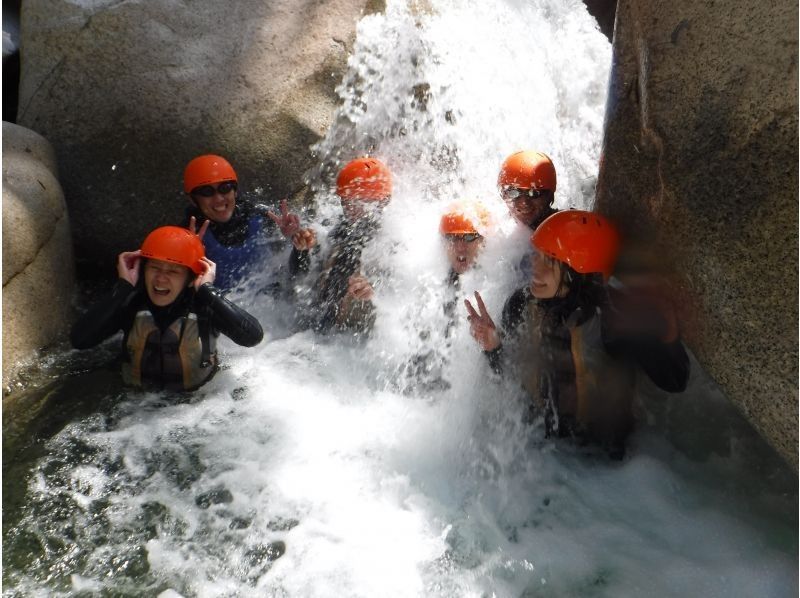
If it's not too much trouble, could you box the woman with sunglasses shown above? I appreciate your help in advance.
[70,226,263,391]
[183,154,314,292]
[291,157,392,336]
[465,210,689,458]
[498,150,558,231]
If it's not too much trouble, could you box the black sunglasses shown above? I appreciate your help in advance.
[445,233,483,243]
[191,181,237,198]
[501,186,548,202]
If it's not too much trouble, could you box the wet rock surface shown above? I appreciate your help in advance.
[595,0,798,466]
[17,0,384,269]
[2,122,75,388]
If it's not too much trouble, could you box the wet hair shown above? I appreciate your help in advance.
[540,259,607,324]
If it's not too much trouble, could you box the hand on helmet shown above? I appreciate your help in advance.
[193,257,217,290]
[117,250,142,286]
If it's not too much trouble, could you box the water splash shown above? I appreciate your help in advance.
[4,1,796,596]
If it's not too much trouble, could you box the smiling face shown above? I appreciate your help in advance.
[144,259,192,307]
[191,181,237,223]
[501,187,554,229]
[530,248,566,299]
[444,234,484,274]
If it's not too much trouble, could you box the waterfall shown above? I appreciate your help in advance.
[3,1,796,596]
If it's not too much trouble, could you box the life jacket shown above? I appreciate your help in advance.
[517,303,635,446]
[202,215,269,291]
[122,310,217,391]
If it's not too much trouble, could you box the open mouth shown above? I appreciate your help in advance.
[153,285,171,296]
[457,256,467,263]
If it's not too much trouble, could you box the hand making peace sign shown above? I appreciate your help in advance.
[267,199,302,238]
[464,291,501,352]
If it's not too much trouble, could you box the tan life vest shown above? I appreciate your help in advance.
[516,302,635,444]
[122,310,217,391]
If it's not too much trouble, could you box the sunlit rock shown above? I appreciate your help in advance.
[2,121,75,388]
[17,0,385,269]
[595,0,798,467]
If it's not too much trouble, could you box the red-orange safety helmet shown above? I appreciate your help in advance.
[531,210,620,280]
[498,151,557,192]
[439,201,490,235]
[183,155,238,194]
[140,226,205,275]
[336,157,392,201]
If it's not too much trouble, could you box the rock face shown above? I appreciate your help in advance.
[596,0,798,466]
[17,0,383,270]
[2,121,76,387]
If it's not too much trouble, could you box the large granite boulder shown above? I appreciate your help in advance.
[17,0,383,270]
[2,121,75,388]
[596,0,798,466]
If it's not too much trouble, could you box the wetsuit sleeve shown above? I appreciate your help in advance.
[635,338,690,392]
[70,280,138,349]
[196,284,264,347]
[601,305,690,393]
[484,346,504,375]
[289,248,311,277]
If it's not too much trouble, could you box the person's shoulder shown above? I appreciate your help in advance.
[502,287,530,331]
[505,287,529,309]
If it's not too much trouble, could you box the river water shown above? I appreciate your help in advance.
[3,0,797,596]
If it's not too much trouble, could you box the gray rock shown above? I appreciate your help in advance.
[2,122,75,388]
[18,0,384,269]
[595,0,797,467]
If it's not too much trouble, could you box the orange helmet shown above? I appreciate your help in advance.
[498,151,557,192]
[531,210,620,280]
[440,201,491,235]
[184,155,238,194]
[140,226,205,275]
[336,157,392,201]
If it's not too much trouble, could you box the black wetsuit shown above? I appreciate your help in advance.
[486,283,689,451]
[524,204,558,231]
[71,280,263,390]
[290,216,380,335]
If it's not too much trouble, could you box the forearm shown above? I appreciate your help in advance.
[70,280,136,349]
[289,248,311,277]
[484,345,504,375]
[197,284,264,347]
[603,330,690,393]
[635,338,690,392]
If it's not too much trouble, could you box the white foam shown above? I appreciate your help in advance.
[5,1,796,596]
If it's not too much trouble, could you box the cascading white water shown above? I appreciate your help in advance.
[4,1,797,596]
